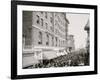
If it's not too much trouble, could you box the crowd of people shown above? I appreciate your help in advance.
[27,49,89,69]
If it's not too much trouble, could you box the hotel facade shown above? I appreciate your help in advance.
[22,11,69,68]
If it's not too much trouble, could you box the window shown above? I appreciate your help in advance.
[46,23,48,30]
[41,12,43,14]
[56,37,57,46]
[50,17,53,24]
[55,14,57,17]
[46,34,49,45]
[36,15,40,24]
[45,12,47,18]
[52,36,54,46]
[63,41,65,46]
[59,40,60,46]
[41,18,43,26]
[38,31,42,44]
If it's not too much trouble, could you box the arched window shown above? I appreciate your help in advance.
[36,15,40,24]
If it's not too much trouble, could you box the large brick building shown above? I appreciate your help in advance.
[22,11,69,68]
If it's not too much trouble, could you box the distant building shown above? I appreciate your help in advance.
[22,11,69,68]
[67,35,75,53]
[84,20,90,53]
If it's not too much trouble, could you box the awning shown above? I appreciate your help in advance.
[43,50,58,60]
[42,50,68,60]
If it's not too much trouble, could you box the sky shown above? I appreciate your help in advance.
[66,13,89,49]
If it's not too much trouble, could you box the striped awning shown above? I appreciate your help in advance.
[42,50,68,60]
[43,50,58,60]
